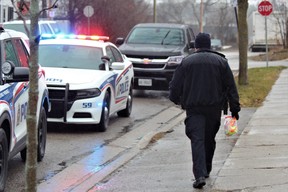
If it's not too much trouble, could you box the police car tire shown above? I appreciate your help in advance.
[117,85,133,117]
[37,107,47,161]
[20,107,47,162]
[0,129,8,192]
[98,92,110,132]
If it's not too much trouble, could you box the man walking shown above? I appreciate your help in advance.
[169,32,241,189]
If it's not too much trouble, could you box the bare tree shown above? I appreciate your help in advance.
[54,0,151,42]
[156,0,237,44]
[237,0,248,85]
[272,0,288,48]
[10,1,58,191]
[156,0,187,23]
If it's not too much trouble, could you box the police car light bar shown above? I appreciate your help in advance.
[41,34,110,41]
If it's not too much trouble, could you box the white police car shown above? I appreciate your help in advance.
[0,28,50,191]
[39,35,134,132]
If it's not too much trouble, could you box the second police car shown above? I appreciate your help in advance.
[0,28,50,191]
[39,34,134,132]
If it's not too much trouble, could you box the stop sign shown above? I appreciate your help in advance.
[258,1,273,16]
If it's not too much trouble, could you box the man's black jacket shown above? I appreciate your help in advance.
[169,49,240,113]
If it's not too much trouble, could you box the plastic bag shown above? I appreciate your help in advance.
[223,116,238,136]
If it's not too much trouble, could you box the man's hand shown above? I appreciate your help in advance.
[232,111,239,120]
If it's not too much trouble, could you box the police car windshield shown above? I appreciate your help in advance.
[127,27,185,45]
[39,44,103,70]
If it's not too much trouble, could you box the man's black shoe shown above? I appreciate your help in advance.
[193,177,206,189]
[205,174,209,178]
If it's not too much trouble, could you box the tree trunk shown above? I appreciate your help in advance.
[237,0,248,85]
[26,0,39,191]
[286,17,288,49]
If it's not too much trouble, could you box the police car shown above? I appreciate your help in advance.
[0,28,50,191]
[39,34,134,132]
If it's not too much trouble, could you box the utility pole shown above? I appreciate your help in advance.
[153,0,157,23]
[0,0,3,23]
[200,0,203,32]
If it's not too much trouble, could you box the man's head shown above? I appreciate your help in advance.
[195,32,211,49]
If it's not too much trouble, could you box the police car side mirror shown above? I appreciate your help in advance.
[111,62,125,70]
[13,67,29,81]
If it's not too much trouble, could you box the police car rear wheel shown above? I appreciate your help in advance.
[117,85,133,117]
[98,92,110,132]
[0,129,8,192]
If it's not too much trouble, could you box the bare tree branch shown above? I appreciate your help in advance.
[39,0,59,16]
[10,0,30,37]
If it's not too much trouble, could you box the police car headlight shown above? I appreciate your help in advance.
[76,88,101,99]
[167,56,185,66]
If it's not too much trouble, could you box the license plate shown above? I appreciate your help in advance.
[138,79,152,86]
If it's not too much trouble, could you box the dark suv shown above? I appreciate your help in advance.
[116,23,195,90]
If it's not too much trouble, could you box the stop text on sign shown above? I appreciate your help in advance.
[258,1,273,16]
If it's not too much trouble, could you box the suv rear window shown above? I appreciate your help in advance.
[127,27,184,45]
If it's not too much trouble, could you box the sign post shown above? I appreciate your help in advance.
[258,1,273,67]
[83,5,94,35]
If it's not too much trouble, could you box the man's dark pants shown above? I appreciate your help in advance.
[185,106,221,179]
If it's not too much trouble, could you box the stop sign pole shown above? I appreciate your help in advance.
[258,0,273,67]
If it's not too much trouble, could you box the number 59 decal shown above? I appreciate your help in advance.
[83,102,92,108]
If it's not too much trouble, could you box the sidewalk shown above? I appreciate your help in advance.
[90,68,288,192]
[212,68,288,191]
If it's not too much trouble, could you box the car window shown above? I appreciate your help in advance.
[127,27,184,45]
[39,44,103,70]
[4,40,20,67]
[110,46,123,62]
[13,39,29,67]
[40,23,53,34]
[106,47,116,63]
[187,27,195,40]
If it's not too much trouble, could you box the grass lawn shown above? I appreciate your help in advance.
[237,48,288,107]
[236,66,287,107]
